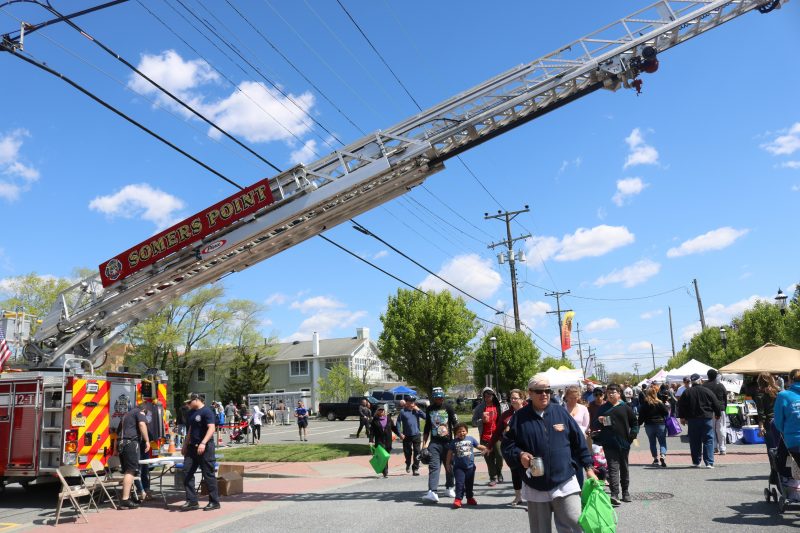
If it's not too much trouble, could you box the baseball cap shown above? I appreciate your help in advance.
[185,392,201,402]
[432,390,445,399]
[593,387,605,396]
[690,373,702,382]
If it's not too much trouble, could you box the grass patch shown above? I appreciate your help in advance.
[220,443,372,462]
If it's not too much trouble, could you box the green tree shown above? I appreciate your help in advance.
[473,327,540,392]
[379,289,479,397]
[222,300,273,404]
[539,356,574,371]
[0,272,72,322]
[317,363,369,402]
[729,300,792,358]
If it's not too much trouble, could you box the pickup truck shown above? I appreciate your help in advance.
[318,395,383,421]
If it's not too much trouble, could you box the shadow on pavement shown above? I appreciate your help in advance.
[708,475,768,482]
[712,500,800,528]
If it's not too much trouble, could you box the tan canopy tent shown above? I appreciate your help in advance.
[718,343,800,374]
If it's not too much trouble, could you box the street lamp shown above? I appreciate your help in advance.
[719,326,728,356]
[776,288,788,316]
[489,336,499,394]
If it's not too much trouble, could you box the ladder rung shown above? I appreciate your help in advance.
[40,447,61,452]
[43,407,64,412]
[42,427,62,432]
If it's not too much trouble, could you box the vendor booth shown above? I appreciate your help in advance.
[719,343,800,374]
[541,366,584,389]
[666,359,716,383]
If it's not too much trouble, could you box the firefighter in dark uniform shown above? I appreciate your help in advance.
[181,393,220,511]
[118,404,150,509]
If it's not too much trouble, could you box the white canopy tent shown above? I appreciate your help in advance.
[666,359,715,384]
[637,368,668,388]
[541,367,584,389]
[665,359,743,393]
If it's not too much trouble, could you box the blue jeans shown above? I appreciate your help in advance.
[688,418,715,466]
[645,423,667,458]
[453,464,475,500]
[427,440,454,492]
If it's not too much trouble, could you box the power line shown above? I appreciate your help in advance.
[1,44,244,190]
[29,0,283,174]
[224,0,365,136]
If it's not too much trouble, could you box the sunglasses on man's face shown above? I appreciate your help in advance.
[529,389,552,395]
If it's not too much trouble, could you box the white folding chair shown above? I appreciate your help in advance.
[55,465,94,525]
[106,455,140,501]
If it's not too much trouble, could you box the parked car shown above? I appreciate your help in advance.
[318,395,383,421]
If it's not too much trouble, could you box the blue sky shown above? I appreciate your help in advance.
[1,1,798,374]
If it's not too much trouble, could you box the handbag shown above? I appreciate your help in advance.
[579,477,617,533]
[665,416,682,437]
[369,444,390,474]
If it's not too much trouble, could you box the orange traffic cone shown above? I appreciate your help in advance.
[168,438,176,454]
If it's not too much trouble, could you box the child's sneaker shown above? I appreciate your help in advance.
[452,498,462,509]
[467,497,478,506]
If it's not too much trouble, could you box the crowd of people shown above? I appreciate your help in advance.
[358,369,800,533]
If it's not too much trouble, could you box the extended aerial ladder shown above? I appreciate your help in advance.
[8,0,787,368]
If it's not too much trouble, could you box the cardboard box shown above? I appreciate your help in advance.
[218,464,244,477]
[199,470,243,496]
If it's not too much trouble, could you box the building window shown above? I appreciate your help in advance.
[300,388,310,392]
[324,358,340,370]
[197,368,206,382]
[275,389,285,393]
[290,360,309,376]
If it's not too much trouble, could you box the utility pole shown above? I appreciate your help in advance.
[633,362,640,382]
[485,207,530,332]
[651,343,657,371]
[575,323,584,378]
[668,307,676,357]
[545,290,572,360]
[693,278,707,331]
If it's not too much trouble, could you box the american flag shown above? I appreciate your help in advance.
[0,323,12,369]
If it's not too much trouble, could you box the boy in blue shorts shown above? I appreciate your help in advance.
[445,422,487,508]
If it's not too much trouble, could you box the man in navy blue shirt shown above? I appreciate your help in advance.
[396,396,426,475]
[181,393,220,511]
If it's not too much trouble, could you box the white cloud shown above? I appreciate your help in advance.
[623,128,659,168]
[705,295,766,326]
[612,177,647,206]
[585,318,619,332]
[373,250,389,260]
[290,296,344,313]
[0,129,40,201]
[681,323,701,342]
[283,309,367,343]
[556,225,635,261]
[666,227,749,258]
[265,293,288,306]
[206,81,315,144]
[289,139,318,165]
[557,157,582,175]
[519,300,552,329]
[419,254,502,300]
[761,122,800,156]
[640,309,663,320]
[628,341,653,352]
[283,294,367,342]
[525,226,635,267]
[129,50,316,145]
[792,185,800,192]
[128,50,219,116]
[780,161,800,169]
[596,207,607,220]
[88,183,185,230]
[594,259,661,288]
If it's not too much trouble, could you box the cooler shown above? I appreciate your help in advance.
[742,425,765,444]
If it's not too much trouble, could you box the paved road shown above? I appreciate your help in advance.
[193,460,798,533]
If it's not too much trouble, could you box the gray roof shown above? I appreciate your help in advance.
[270,337,377,362]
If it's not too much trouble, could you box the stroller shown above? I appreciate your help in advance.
[765,433,800,513]
[229,419,250,444]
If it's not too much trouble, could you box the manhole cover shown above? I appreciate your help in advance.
[631,492,674,501]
